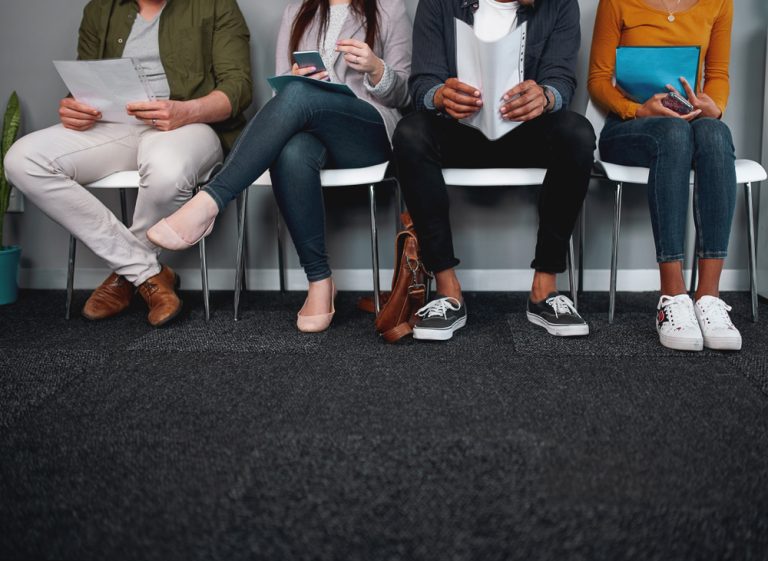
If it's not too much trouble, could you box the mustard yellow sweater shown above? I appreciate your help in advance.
[588,0,733,119]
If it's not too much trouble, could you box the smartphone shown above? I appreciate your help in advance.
[293,50,327,72]
[661,91,695,115]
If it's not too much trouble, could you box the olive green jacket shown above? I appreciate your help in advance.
[77,0,253,151]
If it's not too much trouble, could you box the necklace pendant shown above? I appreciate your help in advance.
[668,14,675,22]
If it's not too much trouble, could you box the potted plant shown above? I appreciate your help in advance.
[0,91,22,305]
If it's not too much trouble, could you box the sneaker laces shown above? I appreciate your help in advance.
[698,297,734,329]
[416,297,461,319]
[659,295,698,329]
[545,294,578,318]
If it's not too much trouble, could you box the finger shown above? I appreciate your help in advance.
[504,98,543,120]
[665,83,683,97]
[505,80,538,97]
[62,98,101,115]
[447,78,481,98]
[500,90,538,112]
[679,77,699,102]
[308,71,329,81]
[444,98,481,116]
[60,106,100,120]
[681,109,702,121]
[447,108,476,120]
[444,88,482,107]
[657,103,683,118]
[336,45,365,56]
[126,101,163,112]
[336,39,366,49]
[62,117,97,129]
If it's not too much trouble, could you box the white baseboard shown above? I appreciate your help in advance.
[19,267,753,292]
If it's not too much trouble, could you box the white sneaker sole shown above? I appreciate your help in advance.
[526,312,589,337]
[658,331,703,351]
[703,335,742,351]
[413,316,467,341]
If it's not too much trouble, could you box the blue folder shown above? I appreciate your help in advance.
[615,46,701,103]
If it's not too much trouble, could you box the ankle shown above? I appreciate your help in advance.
[530,272,557,303]
[435,270,462,301]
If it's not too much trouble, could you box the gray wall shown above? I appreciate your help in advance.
[1,0,766,290]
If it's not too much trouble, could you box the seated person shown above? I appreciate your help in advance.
[4,0,252,326]
[588,0,740,351]
[147,0,412,333]
[392,0,595,341]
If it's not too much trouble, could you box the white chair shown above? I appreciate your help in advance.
[441,168,581,308]
[66,170,213,321]
[233,162,391,320]
[585,100,767,322]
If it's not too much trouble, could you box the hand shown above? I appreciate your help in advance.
[434,78,482,120]
[59,97,101,131]
[499,80,548,122]
[635,93,702,121]
[672,77,722,119]
[291,62,329,82]
[126,100,194,131]
[336,39,385,84]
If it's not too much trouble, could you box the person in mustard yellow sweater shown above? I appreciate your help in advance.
[588,0,741,353]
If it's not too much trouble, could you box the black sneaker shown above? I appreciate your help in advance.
[413,296,467,341]
[526,292,589,337]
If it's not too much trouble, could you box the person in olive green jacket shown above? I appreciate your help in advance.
[4,0,252,327]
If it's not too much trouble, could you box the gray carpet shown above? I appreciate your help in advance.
[1,289,767,561]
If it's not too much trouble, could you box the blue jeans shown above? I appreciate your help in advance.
[204,80,391,281]
[599,115,736,263]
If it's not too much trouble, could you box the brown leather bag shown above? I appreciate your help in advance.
[359,212,430,343]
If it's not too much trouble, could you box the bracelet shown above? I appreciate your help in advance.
[541,85,552,112]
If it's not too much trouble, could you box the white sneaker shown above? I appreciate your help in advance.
[694,295,742,351]
[656,294,703,351]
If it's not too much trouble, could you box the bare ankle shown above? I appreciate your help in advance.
[530,271,557,303]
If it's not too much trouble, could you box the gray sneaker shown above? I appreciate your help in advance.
[413,296,467,341]
[526,292,589,337]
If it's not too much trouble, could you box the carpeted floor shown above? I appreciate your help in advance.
[1,289,767,561]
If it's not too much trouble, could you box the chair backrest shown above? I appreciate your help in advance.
[585,99,608,160]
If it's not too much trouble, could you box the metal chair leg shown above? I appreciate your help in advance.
[199,236,210,321]
[65,235,77,319]
[394,179,404,233]
[609,183,623,324]
[578,201,585,296]
[745,182,758,322]
[119,188,129,225]
[568,236,577,309]
[276,207,287,293]
[689,238,699,295]
[234,189,249,321]
[369,183,381,315]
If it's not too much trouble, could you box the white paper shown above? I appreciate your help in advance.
[455,18,526,141]
[53,59,156,124]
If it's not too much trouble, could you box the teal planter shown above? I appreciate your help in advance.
[0,245,21,305]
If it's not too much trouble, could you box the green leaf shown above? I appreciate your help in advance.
[1,91,21,159]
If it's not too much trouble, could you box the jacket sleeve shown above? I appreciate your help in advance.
[369,0,412,108]
[77,1,102,61]
[275,4,299,76]
[536,0,580,110]
[212,0,253,118]
[409,0,449,112]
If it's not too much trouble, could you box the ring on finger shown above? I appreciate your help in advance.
[152,118,157,127]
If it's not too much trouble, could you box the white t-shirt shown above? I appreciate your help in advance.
[473,0,520,43]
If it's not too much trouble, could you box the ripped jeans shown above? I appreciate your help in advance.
[4,122,222,285]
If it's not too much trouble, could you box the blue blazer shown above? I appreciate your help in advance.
[409,0,581,112]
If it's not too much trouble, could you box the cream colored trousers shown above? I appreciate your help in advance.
[4,122,222,285]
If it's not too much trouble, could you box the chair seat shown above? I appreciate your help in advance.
[442,167,547,186]
[85,171,141,189]
[253,162,390,189]
[595,158,766,186]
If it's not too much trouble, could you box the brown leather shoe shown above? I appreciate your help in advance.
[138,265,182,327]
[82,273,134,320]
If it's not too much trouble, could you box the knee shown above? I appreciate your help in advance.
[653,118,694,154]
[273,80,319,111]
[139,158,198,201]
[392,112,435,161]
[692,118,734,155]
[273,133,324,173]
[550,112,596,162]
[3,136,40,192]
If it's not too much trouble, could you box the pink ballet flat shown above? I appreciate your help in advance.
[296,282,337,333]
[147,217,215,251]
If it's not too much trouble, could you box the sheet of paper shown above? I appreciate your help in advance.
[455,18,526,141]
[267,75,357,98]
[54,59,155,124]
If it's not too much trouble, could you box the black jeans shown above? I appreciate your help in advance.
[392,111,595,274]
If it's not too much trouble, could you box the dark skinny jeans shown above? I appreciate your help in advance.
[203,80,391,282]
[392,110,596,274]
